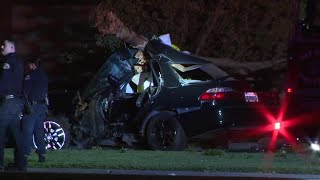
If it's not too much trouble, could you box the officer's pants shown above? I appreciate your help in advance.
[22,104,47,156]
[0,98,24,168]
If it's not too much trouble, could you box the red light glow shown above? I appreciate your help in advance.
[287,88,293,93]
[247,96,320,167]
[274,122,281,130]
[199,92,225,101]
[248,99,299,152]
[215,93,224,99]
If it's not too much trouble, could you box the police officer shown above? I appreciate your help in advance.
[0,38,26,171]
[23,57,48,163]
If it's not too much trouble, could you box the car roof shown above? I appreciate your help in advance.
[145,39,209,65]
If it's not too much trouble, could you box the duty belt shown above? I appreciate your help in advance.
[31,99,47,105]
[1,95,15,100]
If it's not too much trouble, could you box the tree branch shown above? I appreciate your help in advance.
[200,56,287,75]
[94,7,148,50]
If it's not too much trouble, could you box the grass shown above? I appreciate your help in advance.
[3,148,320,174]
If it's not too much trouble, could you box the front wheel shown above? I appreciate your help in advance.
[146,113,187,150]
[33,115,71,150]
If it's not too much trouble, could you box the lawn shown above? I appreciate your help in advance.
[4,148,320,174]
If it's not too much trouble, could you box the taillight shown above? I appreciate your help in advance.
[199,87,233,101]
[286,88,293,93]
[274,122,281,130]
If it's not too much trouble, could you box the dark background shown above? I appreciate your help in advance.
[0,0,104,90]
[0,0,296,91]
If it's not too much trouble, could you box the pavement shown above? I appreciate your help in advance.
[1,168,320,180]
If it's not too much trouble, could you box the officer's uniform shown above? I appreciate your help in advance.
[23,67,48,161]
[0,53,25,170]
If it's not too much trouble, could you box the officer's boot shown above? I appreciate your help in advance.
[6,154,27,172]
[18,154,28,171]
[0,159,4,171]
[38,154,45,163]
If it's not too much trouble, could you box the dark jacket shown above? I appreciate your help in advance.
[24,68,48,101]
[0,53,24,96]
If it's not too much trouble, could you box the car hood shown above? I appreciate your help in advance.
[145,39,209,65]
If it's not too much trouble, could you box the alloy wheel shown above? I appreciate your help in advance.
[33,121,67,150]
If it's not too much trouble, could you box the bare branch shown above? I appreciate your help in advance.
[194,1,225,55]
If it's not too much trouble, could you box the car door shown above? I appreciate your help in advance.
[152,57,222,137]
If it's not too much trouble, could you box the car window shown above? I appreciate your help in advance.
[171,63,214,85]
[171,63,230,85]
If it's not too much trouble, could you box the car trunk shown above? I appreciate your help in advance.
[219,80,280,129]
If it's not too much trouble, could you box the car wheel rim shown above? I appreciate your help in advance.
[33,121,66,150]
[153,119,177,149]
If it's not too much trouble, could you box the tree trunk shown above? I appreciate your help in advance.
[94,9,287,75]
[94,7,148,50]
[200,56,287,75]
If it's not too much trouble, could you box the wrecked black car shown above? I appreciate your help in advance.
[60,37,281,150]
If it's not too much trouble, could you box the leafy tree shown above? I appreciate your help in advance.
[95,0,295,62]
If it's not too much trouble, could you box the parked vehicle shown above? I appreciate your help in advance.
[30,54,105,150]
[284,0,320,146]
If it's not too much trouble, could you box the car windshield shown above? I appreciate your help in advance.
[82,52,134,97]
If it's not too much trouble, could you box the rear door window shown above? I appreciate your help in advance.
[171,64,214,85]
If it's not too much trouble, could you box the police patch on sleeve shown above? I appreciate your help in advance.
[3,63,10,69]
[25,75,30,80]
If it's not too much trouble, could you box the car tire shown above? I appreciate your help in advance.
[146,113,187,150]
[33,115,71,150]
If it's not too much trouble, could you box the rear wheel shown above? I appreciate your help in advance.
[146,113,187,150]
[33,115,71,150]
